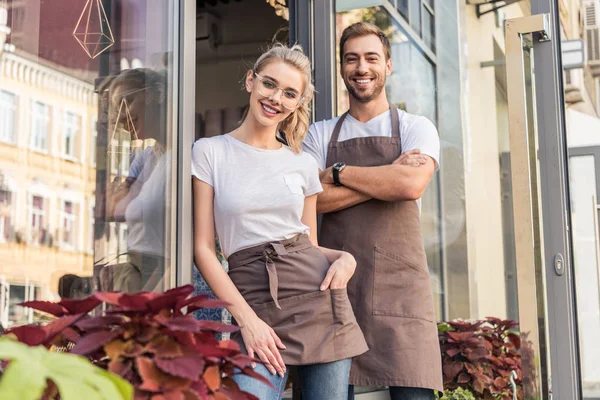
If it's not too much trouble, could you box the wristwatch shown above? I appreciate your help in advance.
[332,162,346,186]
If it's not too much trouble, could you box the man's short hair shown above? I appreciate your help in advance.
[339,22,391,63]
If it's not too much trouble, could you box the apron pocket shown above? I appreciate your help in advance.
[330,287,358,336]
[372,246,435,321]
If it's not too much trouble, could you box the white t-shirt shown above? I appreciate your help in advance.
[303,108,440,171]
[116,149,169,257]
[192,134,323,259]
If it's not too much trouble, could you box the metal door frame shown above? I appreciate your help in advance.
[529,1,581,398]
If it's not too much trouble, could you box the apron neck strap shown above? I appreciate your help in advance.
[389,104,400,140]
[330,112,348,144]
[330,104,400,144]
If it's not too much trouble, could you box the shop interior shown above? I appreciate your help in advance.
[194,0,290,141]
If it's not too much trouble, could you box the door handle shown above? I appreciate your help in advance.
[505,13,552,400]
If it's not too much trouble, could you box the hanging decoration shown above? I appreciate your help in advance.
[73,0,115,59]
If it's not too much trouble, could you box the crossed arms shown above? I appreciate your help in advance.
[317,150,436,214]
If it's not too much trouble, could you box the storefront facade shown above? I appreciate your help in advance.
[1,0,600,398]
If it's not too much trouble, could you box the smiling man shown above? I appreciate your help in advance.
[303,22,443,399]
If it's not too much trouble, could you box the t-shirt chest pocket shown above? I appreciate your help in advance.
[283,174,305,196]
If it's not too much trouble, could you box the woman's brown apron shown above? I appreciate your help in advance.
[319,106,443,391]
[227,234,368,366]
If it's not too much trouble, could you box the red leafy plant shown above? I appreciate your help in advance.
[4,285,271,400]
[438,317,537,400]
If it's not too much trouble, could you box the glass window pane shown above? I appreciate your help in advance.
[422,7,435,51]
[0,0,180,329]
[409,0,421,36]
[0,91,16,144]
[398,0,409,21]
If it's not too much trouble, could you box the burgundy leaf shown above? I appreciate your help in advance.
[175,294,209,311]
[94,292,123,306]
[156,315,201,332]
[446,347,461,358]
[181,389,203,400]
[196,343,239,358]
[494,376,507,388]
[229,354,255,370]
[155,354,205,380]
[189,380,209,398]
[118,292,157,311]
[186,301,230,314]
[5,325,47,346]
[218,340,240,352]
[62,327,81,342]
[447,331,476,342]
[137,357,163,392]
[71,329,122,355]
[442,361,463,381]
[43,314,86,343]
[18,301,66,317]
[466,347,490,361]
[76,315,125,330]
[147,285,195,313]
[59,296,102,315]
[146,336,184,358]
[457,372,471,383]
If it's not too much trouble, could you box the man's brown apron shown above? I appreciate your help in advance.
[320,106,443,391]
[227,234,368,366]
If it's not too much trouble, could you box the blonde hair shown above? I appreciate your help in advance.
[251,43,314,153]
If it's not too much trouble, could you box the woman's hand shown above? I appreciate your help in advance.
[240,314,287,377]
[320,251,357,291]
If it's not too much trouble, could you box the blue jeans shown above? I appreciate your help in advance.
[348,385,435,400]
[234,358,352,400]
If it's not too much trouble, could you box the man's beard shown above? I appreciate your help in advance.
[344,76,386,103]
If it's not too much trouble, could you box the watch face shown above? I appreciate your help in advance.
[334,162,345,171]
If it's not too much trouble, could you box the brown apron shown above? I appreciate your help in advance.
[227,234,368,366]
[320,106,443,391]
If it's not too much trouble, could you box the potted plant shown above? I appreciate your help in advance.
[5,285,270,399]
[438,317,536,400]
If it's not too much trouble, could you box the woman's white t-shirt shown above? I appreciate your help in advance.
[192,134,323,259]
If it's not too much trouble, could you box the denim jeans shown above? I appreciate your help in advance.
[234,358,352,400]
[348,385,436,400]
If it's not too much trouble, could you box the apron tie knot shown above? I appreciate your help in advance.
[263,243,289,310]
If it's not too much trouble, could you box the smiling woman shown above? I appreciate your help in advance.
[191,44,368,400]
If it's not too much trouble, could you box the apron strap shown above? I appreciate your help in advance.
[330,112,348,144]
[331,104,401,145]
[390,104,401,141]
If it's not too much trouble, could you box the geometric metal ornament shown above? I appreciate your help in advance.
[73,0,115,59]
[107,98,138,176]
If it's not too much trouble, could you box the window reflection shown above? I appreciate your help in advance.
[0,0,177,327]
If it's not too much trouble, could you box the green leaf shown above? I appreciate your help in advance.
[0,358,46,400]
[0,337,133,400]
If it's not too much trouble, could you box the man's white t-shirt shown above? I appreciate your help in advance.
[192,134,323,259]
[303,108,440,172]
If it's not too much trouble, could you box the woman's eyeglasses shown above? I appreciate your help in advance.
[253,72,304,110]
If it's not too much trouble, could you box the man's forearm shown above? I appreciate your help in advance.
[317,183,372,214]
[341,163,433,202]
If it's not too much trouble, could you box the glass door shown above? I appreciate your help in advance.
[323,0,580,398]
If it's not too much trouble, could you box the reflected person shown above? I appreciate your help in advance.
[105,68,170,293]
